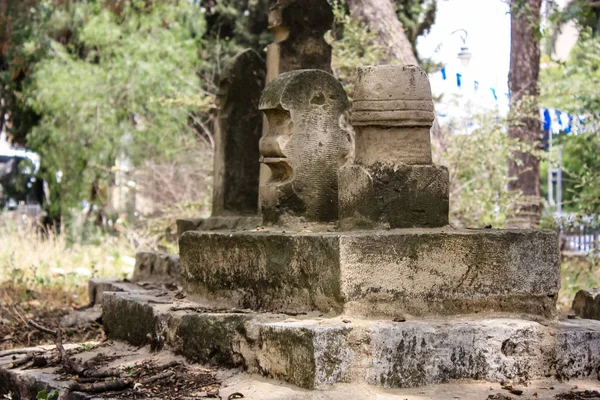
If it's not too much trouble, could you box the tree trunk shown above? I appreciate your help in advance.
[507,0,542,228]
[347,0,418,65]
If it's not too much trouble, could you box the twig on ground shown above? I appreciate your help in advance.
[69,378,132,393]
[0,348,46,358]
[154,360,180,371]
[7,353,33,369]
[140,370,175,385]
[28,319,85,375]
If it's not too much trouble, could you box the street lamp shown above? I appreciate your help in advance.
[432,28,472,68]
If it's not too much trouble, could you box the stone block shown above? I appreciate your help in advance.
[87,277,141,306]
[133,251,180,283]
[338,163,449,229]
[180,228,560,318]
[176,217,263,239]
[572,288,600,320]
[258,322,352,389]
[180,231,343,314]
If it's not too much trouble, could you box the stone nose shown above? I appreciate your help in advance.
[259,136,286,159]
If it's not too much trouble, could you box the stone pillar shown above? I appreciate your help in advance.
[266,0,333,84]
[259,70,350,226]
[212,49,266,216]
[339,65,450,229]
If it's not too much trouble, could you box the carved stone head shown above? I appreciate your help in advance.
[259,70,350,225]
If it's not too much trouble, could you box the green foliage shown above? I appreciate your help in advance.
[437,102,541,228]
[559,256,600,310]
[547,0,600,34]
[36,390,58,400]
[541,29,600,217]
[21,0,209,218]
[327,1,384,97]
[395,0,436,59]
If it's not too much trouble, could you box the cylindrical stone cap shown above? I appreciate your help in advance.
[352,65,435,127]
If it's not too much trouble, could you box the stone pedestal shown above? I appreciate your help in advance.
[180,227,560,319]
[340,65,449,230]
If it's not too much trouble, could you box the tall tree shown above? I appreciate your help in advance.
[507,0,543,228]
[346,0,418,65]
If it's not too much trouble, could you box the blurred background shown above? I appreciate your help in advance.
[0,0,598,321]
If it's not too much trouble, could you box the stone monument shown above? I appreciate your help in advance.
[266,0,333,84]
[177,49,266,236]
[212,49,265,218]
[179,66,559,319]
[103,65,600,393]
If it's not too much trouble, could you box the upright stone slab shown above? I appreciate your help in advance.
[266,0,333,84]
[213,49,266,216]
[259,70,350,225]
[339,65,450,229]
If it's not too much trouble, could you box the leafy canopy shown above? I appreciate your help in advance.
[23,0,208,217]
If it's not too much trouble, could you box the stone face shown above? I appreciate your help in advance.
[180,228,560,318]
[572,288,600,320]
[338,163,449,229]
[259,70,350,225]
[213,49,265,216]
[339,65,449,229]
[266,0,333,84]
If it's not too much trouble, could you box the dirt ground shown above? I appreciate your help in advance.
[0,284,103,351]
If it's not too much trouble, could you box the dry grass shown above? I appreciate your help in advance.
[558,255,600,312]
[0,219,135,306]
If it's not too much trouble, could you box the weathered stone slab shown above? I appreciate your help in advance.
[134,251,180,283]
[101,290,600,390]
[259,70,350,225]
[87,277,142,306]
[180,228,560,318]
[176,216,262,240]
[572,288,600,320]
[338,163,449,229]
[213,49,265,217]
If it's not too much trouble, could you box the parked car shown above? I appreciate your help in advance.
[0,148,43,210]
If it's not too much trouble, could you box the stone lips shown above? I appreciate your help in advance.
[352,65,435,127]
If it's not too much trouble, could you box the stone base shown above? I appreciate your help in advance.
[3,337,600,399]
[179,227,560,318]
[338,163,449,229]
[102,289,600,390]
[134,251,180,283]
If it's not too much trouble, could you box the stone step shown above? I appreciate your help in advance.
[179,227,560,319]
[102,288,600,390]
[3,341,600,400]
